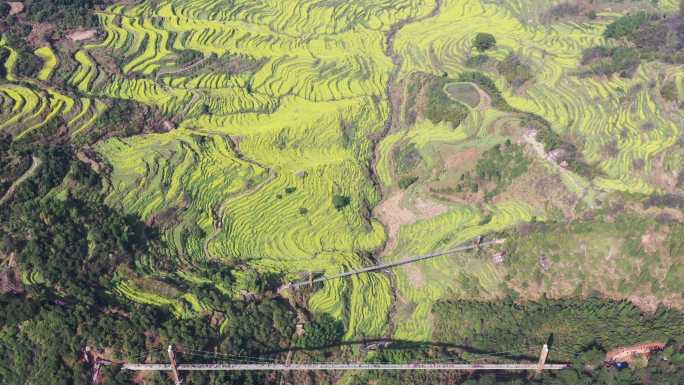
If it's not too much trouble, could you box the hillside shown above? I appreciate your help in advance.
[0,1,683,384]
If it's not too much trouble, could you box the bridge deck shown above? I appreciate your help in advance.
[290,239,504,288]
[123,363,568,371]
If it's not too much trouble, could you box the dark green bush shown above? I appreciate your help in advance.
[603,12,649,39]
[0,3,10,19]
[581,46,640,77]
[14,50,44,78]
[473,33,496,52]
[332,195,350,210]
[475,143,530,198]
[661,81,678,102]
[295,313,344,348]
[398,175,418,189]
[581,46,611,65]
[394,143,422,174]
[424,78,469,127]
[522,114,562,151]
[25,0,99,29]
[496,53,533,87]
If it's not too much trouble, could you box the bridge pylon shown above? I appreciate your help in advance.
[168,345,182,385]
[537,344,549,372]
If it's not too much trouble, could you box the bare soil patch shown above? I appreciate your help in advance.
[606,342,665,363]
[626,294,665,312]
[401,263,426,288]
[68,29,97,41]
[475,84,492,110]
[0,268,23,294]
[644,153,679,194]
[442,147,479,169]
[373,190,416,255]
[493,162,578,219]
[412,196,447,218]
[8,1,23,15]
[640,229,669,256]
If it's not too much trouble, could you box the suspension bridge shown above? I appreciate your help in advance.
[88,237,565,384]
[92,344,567,385]
[289,238,504,289]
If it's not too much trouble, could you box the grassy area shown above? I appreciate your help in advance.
[503,213,684,305]
[444,82,481,108]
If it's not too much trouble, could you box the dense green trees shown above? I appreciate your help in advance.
[580,46,641,77]
[295,314,344,349]
[496,54,532,87]
[473,33,496,52]
[0,131,299,385]
[24,0,99,30]
[10,196,149,290]
[0,3,10,19]
[452,141,530,200]
[476,142,529,199]
[424,77,470,127]
[603,12,649,40]
[582,8,684,76]
[432,297,684,360]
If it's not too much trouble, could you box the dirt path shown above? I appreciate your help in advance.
[365,0,444,338]
[0,155,42,206]
[474,84,492,110]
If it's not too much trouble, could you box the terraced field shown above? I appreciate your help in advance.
[4,0,683,344]
[0,38,106,139]
[373,0,684,339]
[57,0,443,338]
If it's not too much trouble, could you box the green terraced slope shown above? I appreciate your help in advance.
[4,0,683,344]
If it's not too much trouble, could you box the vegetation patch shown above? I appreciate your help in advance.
[424,77,470,127]
[433,297,684,360]
[473,32,496,52]
[457,71,515,111]
[444,82,480,108]
[503,213,684,305]
[398,175,419,189]
[496,53,533,88]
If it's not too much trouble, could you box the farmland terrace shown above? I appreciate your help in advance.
[0,1,683,384]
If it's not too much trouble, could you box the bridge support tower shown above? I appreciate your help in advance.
[537,344,549,372]
[168,345,182,385]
